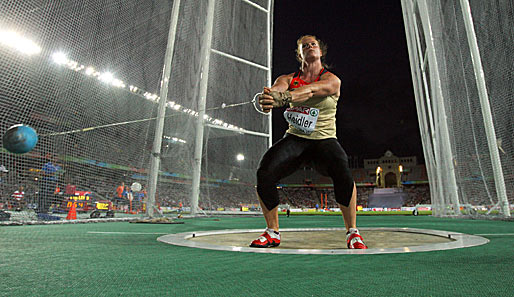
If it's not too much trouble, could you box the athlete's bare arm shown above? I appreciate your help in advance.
[259,73,294,112]
[259,72,340,111]
[269,74,293,92]
[289,72,340,103]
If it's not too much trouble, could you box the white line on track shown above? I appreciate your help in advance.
[87,231,168,235]
[474,233,514,236]
[87,232,514,236]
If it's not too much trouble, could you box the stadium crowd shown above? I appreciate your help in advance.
[3,160,508,213]
[1,170,434,211]
[277,185,430,208]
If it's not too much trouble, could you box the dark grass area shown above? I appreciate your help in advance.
[1,216,513,296]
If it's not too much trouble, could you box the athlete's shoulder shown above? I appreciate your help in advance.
[275,72,296,84]
[279,72,296,80]
[321,69,339,78]
[320,70,341,84]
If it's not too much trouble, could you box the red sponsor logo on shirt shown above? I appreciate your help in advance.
[286,106,310,114]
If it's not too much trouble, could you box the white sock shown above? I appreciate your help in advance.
[266,228,280,236]
[347,228,359,235]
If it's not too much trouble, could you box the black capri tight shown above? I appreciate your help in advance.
[256,134,354,211]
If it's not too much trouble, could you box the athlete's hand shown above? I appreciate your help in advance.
[269,90,292,107]
[259,87,274,113]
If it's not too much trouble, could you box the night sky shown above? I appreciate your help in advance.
[270,1,424,163]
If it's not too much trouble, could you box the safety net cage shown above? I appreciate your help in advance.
[0,0,273,223]
[401,0,513,218]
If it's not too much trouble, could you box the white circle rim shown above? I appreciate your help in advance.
[157,227,489,255]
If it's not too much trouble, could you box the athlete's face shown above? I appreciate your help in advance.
[299,37,322,61]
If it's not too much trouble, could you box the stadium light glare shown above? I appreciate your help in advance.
[74,65,85,72]
[11,37,242,131]
[162,135,187,144]
[51,52,68,65]
[98,72,114,84]
[67,60,78,69]
[144,92,158,101]
[111,78,125,88]
[85,67,95,76]
[0,30,41,55]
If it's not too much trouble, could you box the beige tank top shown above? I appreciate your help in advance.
[284,95,338,139]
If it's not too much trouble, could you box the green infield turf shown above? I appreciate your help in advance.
[1,216,512,296]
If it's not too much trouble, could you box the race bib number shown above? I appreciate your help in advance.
[283,106,319,134]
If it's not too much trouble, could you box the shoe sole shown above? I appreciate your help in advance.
[249,242,280,248]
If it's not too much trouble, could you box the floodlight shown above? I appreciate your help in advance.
[51,52,67,64]
[98,72,114,84]
[85,67,95,75]
[0,31,41,55]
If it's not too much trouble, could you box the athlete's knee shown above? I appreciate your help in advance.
[331,152,349,167]
[257,164,277,185]
[256,166,280,211]
[333,172,354,207]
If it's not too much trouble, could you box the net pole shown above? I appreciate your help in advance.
[190,0,216,216]
[146,0,181,218]
[418,0,461,215]
[266,0,273,148]
[402,0,439,214]
[459,0,510,217]
[407,0,449,216]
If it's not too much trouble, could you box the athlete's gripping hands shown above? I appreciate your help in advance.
[258,68,341,112]
[258,87,292,111]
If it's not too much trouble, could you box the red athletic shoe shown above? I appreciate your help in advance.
[346,229,368,249]
[249,228,281,248]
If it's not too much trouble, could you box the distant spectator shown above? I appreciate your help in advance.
[125,185,134,212]
[12,185,25,210]
[137,186,146,212]
[124,185,133,200]
[65,182,77,195]
[38,155,62,213]
[0,165,7,207]
[116,182,124,201]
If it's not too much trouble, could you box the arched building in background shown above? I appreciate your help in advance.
[278,150,428,187]
[364,150,418,188]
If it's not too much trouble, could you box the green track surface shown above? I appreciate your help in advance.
[1,216,513,296]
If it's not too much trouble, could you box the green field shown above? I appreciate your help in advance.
[2,215,513,296]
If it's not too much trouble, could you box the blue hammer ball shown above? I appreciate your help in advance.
[3,124,38,154]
